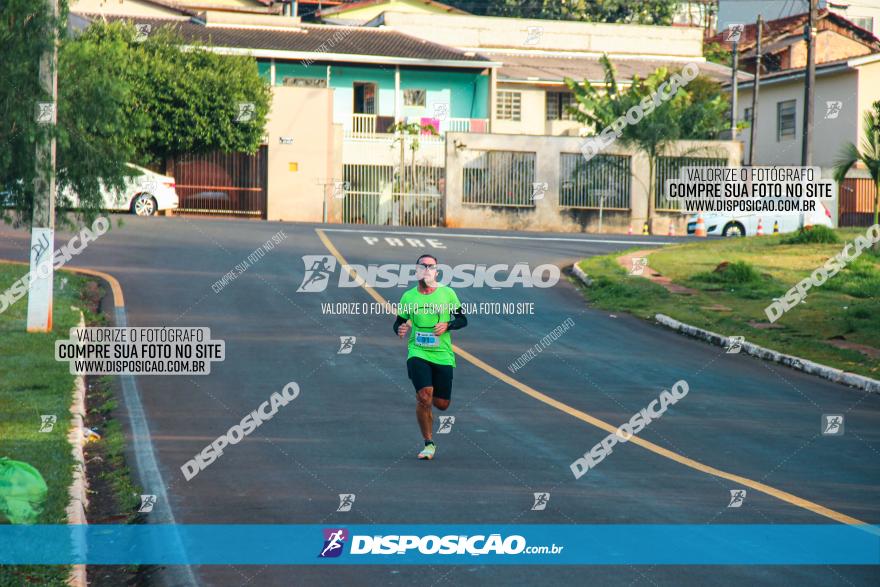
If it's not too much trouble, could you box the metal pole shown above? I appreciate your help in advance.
[748,15,762,166]
[801,0,817,166]
[598,195,605,233]
[27,0,58,333]
[731,40,738,141]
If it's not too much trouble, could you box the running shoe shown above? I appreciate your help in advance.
[418,443,436,460]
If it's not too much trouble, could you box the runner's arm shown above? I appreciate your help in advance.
[392,315,407,334]
[446,307,467,331]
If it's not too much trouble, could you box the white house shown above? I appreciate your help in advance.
[368,11,743,137]
[732,53,880,168]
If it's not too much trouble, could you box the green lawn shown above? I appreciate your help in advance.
[0,264,93,586]
[575,228,880,379]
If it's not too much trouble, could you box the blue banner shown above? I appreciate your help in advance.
[0,525,878,565]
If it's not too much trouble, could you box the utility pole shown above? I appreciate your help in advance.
[801,0,817,166]
[748,15,762,166]
[731,39,738,141]
[27,0,58,333]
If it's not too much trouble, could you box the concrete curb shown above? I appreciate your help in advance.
[570,262,593,286]
[655,313,880,394]
[66,311,88,587]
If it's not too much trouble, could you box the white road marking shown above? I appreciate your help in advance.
[324,227,672,246]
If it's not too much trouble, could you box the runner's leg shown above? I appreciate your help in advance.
[431,363,453,411]
[417,386,434,441]
[408,358,435,442]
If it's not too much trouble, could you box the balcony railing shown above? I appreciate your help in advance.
[344,115,489,139]
[446,118,488,133]
[351,114,377,137]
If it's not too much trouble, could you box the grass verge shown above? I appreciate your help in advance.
[0,264,147,586]
[0,264,90,586]
[574,228,880,379]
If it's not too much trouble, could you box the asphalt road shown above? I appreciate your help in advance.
[1,216,878,587]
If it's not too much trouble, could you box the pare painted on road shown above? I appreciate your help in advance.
[362,236,445,249]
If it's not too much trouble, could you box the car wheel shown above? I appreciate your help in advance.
[131,193,157,216]
[722,222,745,237]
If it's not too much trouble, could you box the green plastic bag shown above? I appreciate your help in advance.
[0,457,48,524]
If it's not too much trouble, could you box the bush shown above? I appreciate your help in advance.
[781,226,840,245]
[694,261,762,284]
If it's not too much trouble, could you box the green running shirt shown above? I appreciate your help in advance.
[397,285,462,367]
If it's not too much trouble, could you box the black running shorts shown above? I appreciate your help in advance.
[407,357,454,400]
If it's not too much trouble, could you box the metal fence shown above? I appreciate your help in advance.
[168,148,267,218]
[559,153,631,209]
[461,150,536,207]
[654,155,727,211]
[839,178,877,227]
[341,164,445,226]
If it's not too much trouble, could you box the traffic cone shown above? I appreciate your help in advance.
[694,213,707,237]
[668,222,675,237]
[627,224,633,235]
[773,220,779,234]
[642,222,649,236]
[756,218,764,236]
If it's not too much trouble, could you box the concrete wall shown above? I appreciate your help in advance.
[444,133,741,234]
[342,136,445,167]
[265,86,342,222]
[493,83,585,136]
[493,85,547,135]
[379,11,704,58]
[857,60,880,143]
[71,0,187,18]
[735,69,860,167]
[786,30,875,69]
[329,0,464,22]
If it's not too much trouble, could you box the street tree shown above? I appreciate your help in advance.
[2,15,271,226]
[564,56,728,232]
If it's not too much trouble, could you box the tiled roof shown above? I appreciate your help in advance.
[77,14,492,64]
[708,9,880,52]
[494,53,750,84]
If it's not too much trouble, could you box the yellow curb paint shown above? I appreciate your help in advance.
[315,229,872,530]
[1,260,124,308]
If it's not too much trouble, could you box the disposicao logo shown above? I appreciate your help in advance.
[297,256,560,292]
[319,528,348,558]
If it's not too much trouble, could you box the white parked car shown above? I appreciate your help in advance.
[687,203,834,237]
[63,164,178,216]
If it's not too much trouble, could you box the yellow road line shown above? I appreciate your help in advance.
[1,259,124,307]
[315,228,870,528]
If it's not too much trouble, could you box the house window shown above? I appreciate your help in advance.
[546,92,577,121]
[403,89,426,107]
[851,16,874,33]
[496,91,522,121]
[282,77,327,88]
[777,100,796,140]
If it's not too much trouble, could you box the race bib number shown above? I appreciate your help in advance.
[414,330,438,347]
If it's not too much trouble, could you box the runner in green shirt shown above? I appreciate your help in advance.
[392,254,467,460]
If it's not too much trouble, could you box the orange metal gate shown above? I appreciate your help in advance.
[167,147,268,218]
[839,178,877,227]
